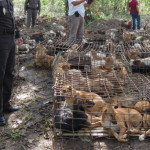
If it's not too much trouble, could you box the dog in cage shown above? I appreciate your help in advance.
[62,85,106,117]
[139,112,150,141]
[101,104,143,142]
[130,57,150,66]
[134,101,150,141]
[54,99,101,132]
[134,101,150,113]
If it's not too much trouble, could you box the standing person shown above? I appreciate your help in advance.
[0,0,23,126]
[128,0,140,30]
[68,0,93,43]
[24,0,41,28]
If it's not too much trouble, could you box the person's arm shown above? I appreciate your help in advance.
[84,0,94,7]
[14,20,23,45]
[72,0,86,6]
[84,3,89,7]
[38,0,41,14]
[24,0,29,15]
[136,5,140,15]
[128,5,131,11]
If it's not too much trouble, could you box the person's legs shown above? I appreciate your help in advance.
[0,35,13,115]
[137,15,141,30]
[69,14,80,43]
[3,36,15,109]
[76,15,84,42]
[26,9,32,28]
[131,13,136,30]
[32,10,37,28]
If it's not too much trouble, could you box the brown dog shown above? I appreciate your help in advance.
[62,85,106,116]
[134,101,150,141]
[101,104,143,142]
[134,101,150,113]
[139,113,150,141]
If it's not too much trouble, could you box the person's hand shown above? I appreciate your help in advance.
[87,0,94,5]
[16,37,23,45]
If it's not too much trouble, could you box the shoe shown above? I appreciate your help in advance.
[4,105,19,113]
[0,115,6,126]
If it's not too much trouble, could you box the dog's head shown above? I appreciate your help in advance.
[84,100,106,117]
[102,105,116,122]
[61,85,77,106]
[62,85,76,96]
[78,99,95,108]
[135,101,150,113]
[73,99,95,114]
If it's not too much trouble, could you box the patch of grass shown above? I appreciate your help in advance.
[19,107,25,112]
[24,97,35,102]
[24,96,42,103]
[11,130,21,139]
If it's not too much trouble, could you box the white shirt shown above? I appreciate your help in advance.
[68,0,87,17]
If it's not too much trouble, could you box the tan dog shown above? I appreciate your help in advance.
[139,113,150,141]
[134,101,150,141]
[101,105,143,142]
[62,85,106,116]
[134,101,150,113]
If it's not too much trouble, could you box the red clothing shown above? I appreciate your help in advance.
[128,0,139,13]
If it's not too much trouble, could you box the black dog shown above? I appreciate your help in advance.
[54,99,94,132]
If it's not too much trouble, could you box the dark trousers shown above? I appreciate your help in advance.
[0,35,15,115]
[131,13,141,30]
[26,9,38,28]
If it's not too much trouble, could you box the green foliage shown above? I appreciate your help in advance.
[13,0,150,20]
[11,130,21,139]
[41,0,66,17]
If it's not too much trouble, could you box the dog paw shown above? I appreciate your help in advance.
[118,138,128,142]
[123,134,128,139]
[139,134,145,141]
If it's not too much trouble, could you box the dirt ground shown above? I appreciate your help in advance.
[0,16,150,150]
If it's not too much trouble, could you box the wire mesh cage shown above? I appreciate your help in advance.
[52,39,150,145]
[116,41,150,74]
